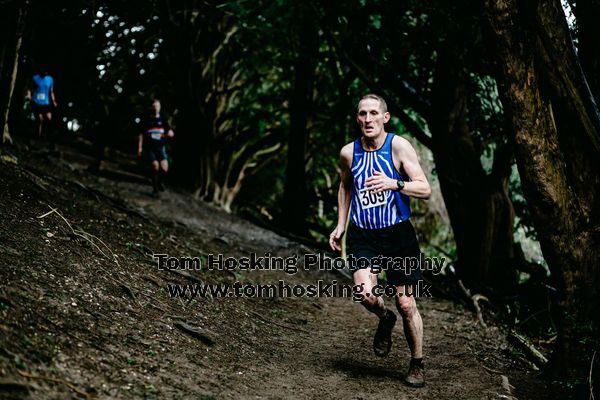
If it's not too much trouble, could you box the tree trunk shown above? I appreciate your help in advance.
[484,0,600,378]
[1,2,27,145]
[534,0,600,218]
[282,9,318,236]
[161,6,274,210]
[429,46,517,293]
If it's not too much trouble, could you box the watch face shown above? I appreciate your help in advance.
[397,180,404,189]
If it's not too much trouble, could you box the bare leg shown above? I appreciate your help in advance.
[36,113,43,137]
[158,159,169,191]
[43,112,52,137]
[354,268,386,317]
[151,160,160,193]
[395,285,423,358]
[355,269,398,357]
[159,159,169,173]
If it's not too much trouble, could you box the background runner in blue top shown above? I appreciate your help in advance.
[31,74,54,106]
[26,70,58,137]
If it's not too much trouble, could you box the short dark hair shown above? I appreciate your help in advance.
[357,94,388,113]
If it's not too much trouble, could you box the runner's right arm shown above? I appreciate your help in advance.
[329,144,353,251]
[137,132,144,156]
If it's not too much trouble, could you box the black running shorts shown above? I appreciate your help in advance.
[31,102,53,115]
[346,220,423,286]
[145,142,168,162]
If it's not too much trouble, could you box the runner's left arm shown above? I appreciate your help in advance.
[394,138,431,199]
[365,137,431,199]
[165,116,174,138]
[50,79,57,107]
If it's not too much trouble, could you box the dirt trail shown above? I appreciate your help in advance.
[0,142,559,399]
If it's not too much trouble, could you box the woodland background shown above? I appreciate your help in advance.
[1,0,599,394]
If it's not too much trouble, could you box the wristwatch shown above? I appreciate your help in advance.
[396,179,405,191]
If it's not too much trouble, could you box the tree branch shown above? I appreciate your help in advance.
[535,0,600,154]
[311,3,434,149]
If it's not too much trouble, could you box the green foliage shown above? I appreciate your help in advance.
[16,0,539,250]
[14,355,27,370]
[510,165,538,240]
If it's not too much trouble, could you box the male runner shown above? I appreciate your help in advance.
[329,94,431,387]
[26,69,57,137]
[137,99,175,195]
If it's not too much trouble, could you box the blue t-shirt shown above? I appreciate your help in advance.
[31,74,54,106]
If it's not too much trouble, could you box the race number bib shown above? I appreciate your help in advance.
[150,132,162,140]
[358,187,389,209]
[36,93,46,101]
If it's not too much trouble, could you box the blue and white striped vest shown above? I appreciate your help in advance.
[349,132,411,229]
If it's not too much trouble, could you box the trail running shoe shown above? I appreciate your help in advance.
[404,359,425,387]
[373,309,397,357]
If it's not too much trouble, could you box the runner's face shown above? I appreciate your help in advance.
[152,101,161,114]
[356,99,390,138]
